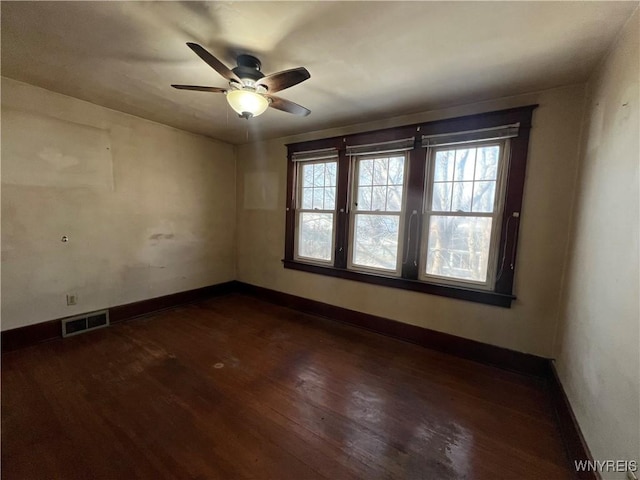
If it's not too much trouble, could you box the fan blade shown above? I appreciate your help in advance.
[171,85,227,93]
[186,42,241,83]
[257,67,310,93]
[267,95,311,116]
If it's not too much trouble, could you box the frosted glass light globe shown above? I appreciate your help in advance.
[226,89,269,118]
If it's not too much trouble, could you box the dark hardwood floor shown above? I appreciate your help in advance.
[2,294,572,479]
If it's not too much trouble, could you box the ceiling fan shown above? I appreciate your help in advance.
[172,43,311,119]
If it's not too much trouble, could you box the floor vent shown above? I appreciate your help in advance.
[61,310,109,338]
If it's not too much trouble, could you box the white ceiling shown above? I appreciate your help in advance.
[2,1,637,144]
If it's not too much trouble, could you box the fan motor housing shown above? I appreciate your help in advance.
[233,54,264,82]
[171,43,311,117]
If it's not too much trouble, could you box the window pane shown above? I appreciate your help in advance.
[373,158,388,185]
[302,164,314,188]
[434,150,454,181]
[313,163,325,187]
[426,215,493,282]
[372,186,387,211]
[325,162,337,186]
[388,156,404,184]
[302,187,313,209]
[324,187,336,210]
[298,212,333,261]
[454,149,476,181]
[357,186,372,210]
[359,159,373,186]
[353,214,400,270]
[472,181,496,213]
[312,187,325,209]
[475,146,499,180]
[386,185,403,211]
[451,181,473,212]
[432,182,452,211]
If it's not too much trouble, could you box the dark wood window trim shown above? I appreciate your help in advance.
[284,105,538,308]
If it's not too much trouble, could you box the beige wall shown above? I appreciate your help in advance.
[555,9,639,477]
[1,78,237,331]
[236,83,586,357]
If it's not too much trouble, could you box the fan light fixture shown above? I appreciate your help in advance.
[171,43,311,118]
[226,89,269,119]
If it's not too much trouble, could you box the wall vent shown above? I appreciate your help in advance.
[61,310,109,338]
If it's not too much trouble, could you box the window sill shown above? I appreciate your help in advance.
[282,259,515,308]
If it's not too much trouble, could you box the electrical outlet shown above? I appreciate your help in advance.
[66,294,77,306]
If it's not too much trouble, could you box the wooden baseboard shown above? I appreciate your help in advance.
[235,281,551,378]
[109,281,238,323]
[3,280,550,377]
[547,361,600,480]
[1,281,237,352]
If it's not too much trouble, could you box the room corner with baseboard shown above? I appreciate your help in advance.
[552,7,640,480]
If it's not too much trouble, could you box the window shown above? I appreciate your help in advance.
[350,154,407,274]
[295,160,337,263]
[292,149,338,264]
[421,141,507,289]
[284,106,537,307]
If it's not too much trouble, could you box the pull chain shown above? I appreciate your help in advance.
[402,210,418,265]
[496,212,520,281]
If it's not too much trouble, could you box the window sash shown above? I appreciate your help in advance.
[349,212,404,275]
[294,210,336,265]
[419,140,509,289]
[347,152,408,276]
[294,159,338,265]
[419,215,499,289]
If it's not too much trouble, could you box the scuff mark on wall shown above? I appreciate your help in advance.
[149,233,175,240]
[38,146,81,169]
[2,108,113,190]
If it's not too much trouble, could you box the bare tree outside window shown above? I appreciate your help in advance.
[296,161,337,262]
[424,144,502,284]
[351,155,406,271]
